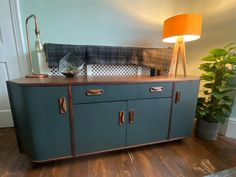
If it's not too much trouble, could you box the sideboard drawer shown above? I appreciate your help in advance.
[73,82,172,104]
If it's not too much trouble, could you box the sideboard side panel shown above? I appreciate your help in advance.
[6,83,31,154]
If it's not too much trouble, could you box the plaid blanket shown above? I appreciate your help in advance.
[44,43,173,70]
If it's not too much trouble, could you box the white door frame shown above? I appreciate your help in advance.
[0,0,27,127]
[9,0,28,76]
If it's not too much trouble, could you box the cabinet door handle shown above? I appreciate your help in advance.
[86,89,104,96]
[119,111,125,126]
[129,109,135,124]
[175,91,181,104]
[59,97,67,114]
[150,87,164,93]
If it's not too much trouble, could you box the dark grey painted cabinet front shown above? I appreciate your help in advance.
[74,98,171,155]
[8,85,71,161]
[74,102,127,155]
[169,81,200,139]
[127,98,171,146]
[7,77,200,162]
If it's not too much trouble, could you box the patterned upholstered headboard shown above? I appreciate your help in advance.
[44,43,173,76]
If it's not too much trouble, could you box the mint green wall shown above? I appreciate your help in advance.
[19,0,167,47]
[19,0,236,73]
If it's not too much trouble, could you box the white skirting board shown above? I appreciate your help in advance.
[225,118,236,138]
[219,118,236,139]
[0,110,14,128]
[219,96,236,139]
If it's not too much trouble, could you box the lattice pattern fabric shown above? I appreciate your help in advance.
[50,68,62,76]
[50,65,152,76]
[141,67,151,76]
[50,66,86,76]
[44,43,173,71]
[91,64,138,76]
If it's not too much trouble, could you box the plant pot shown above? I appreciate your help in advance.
[196,119,220,140]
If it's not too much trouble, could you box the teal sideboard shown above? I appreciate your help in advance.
[6,76,200,162]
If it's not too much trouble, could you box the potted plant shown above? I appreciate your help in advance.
[195,43,236,140]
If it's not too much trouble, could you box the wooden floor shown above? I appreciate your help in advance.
[0,128,236,177]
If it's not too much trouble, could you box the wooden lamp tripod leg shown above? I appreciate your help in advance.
[180,42,187,77]
[168,41,187,77]
[168,42,180,77]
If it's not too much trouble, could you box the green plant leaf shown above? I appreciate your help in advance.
[221,88,236,93]
[219,104,232,112]
[223,72,235,78]
[228,47,236,51]
[197,97,206,103]
[222,96,233,102]
[201,73,215,81]
[213,111,229,123]
[198,109,207,116]
[210,48,227,57]
[203,83,214,88]
[212,90,224,99]
[224,43,236,49]
[199,63,212,71]
[221,56,236,65]
[202,55,216,61]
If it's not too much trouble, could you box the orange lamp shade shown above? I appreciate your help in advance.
[162,13,202,43]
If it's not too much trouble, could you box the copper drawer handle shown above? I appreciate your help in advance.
[59,97,67,114]
[119,111,125,126]
[86,89,104,96]
[175,91,181,104]
[150,87,164,93]
[129,109,135,124]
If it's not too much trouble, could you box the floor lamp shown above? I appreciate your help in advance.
[162,13,202,77]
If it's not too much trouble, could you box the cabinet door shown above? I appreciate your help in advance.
[170,81,200,139]
[23,86,71,161]
[127,98,171,146]
[74,101,126,155]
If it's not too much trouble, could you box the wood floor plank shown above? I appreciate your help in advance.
[155,142,199,177]
[168,139,210,176]
[67,158,89,177]
[89,151,138,177]
[129,145,174,177]
[0,128,236,177]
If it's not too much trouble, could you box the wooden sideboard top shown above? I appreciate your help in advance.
[7,75,200,86]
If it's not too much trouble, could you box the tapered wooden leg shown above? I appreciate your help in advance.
[175,45,181,76]
[180,42,187,77]
[169,42,180,77]
[169,41,187,77]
